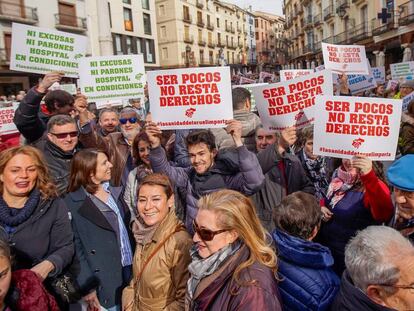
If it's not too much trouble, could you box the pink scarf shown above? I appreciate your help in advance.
[326,166,359,208]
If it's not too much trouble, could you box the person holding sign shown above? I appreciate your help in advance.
[145,122,264,233]
[318,156,394,276]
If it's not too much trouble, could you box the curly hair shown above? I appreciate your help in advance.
[0,146,57,199]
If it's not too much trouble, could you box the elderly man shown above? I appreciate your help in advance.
[333,226,414,310]
[387,154,414,242]
[397,80,414,99]
[81,107,141,187]
[255,125,278,153]
[97,108,120,137]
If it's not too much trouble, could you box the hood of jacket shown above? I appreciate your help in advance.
[272,229,334,269]
[234,110,261,137]
[333,270,397,311]
[45,139,75,159]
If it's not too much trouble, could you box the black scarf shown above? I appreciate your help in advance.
[0,189,41,227]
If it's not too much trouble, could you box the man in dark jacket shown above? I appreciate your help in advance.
[13,72,77,143]
[332,226,414,310]
[96,108,120,137]
[34,115,79,196]
[146,121,264,232]
[272,191,339,311]
[252,126,315,231]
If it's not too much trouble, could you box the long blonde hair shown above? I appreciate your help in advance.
[197,189,277,285]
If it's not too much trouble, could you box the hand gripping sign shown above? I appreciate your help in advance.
[251,70,333,131]
[313,96,402,161]
[147,66,233,130]
[322,43,369,75]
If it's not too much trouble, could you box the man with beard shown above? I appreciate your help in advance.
[80,107,141,187]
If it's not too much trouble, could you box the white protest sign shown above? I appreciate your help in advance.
[10,23,87,78]
[78,55,146,103]
[322,42,369,75]
[239,76,256,85]
[390,61,414,82]
[252,70,333,131]
[0,106,18,135]
[372,67,385,84]
[280,69,313,81]
[49,82,77,95]
[147,66,233,129]
[348,68,377,94]
[95,100,123,110]
[259,71,275,83]
[232,83,267,111]
[386,80,399,91]
[313,96,402,161]
[402,91,414,112]
[314,65,340,85]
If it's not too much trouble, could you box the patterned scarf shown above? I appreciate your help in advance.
[303,150,329,201]
[131,217,159,246]
[187,240,241,300]
[326,166,359,208]
[0,189,40,227]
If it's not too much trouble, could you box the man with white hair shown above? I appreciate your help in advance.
[332,226,414,310]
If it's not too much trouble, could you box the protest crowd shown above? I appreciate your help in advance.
[0,22,414,311]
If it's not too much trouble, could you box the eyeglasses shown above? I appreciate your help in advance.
[192,220,229,241]
[378,283,414,293]
[49,131,78,139]
[119,117,138,125]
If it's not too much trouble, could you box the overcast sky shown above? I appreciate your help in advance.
[226,0,284,16]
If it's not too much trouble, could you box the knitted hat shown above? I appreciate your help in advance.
[401,80,414,89]
[387,155,414,191]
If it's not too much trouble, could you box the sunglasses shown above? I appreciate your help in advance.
[192,220,229,241]
[50,131,78,139]
[119,117,138,124]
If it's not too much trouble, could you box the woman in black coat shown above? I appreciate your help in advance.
[0,146,74,285]
[64,149,133,311]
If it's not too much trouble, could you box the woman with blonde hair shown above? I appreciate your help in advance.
[186,189,281,311]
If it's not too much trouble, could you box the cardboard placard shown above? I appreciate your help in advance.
[348,68,377,94]
[313,96,402,160]
[252,70,333,131]
[390,61,414,82]
[402,91,414,112]
[78,55,146,103]
[147,66,233,129]
[259,71,275,83]
[372,66,386,84]
[0,105,18,135]
[10,23,87,78]
[322,42,369,75]
[239,77,256,85]
[280,69,313,81]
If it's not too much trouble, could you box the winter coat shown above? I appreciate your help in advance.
[210,110,261,152]
[0,197,73,278]
[122,209,192,310]
[272,229,339,311]
[331,270,397,311]
[123,165,153,217]
[187,244,282,311]
[13,86,50,143]
[399,113,414,155]
[150,145,264,233]
[64,186,133,309]
[252,145,315,232]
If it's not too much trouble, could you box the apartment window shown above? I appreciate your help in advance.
[58,2,76,27]
[216,6,219,12]
[159,4,165,16]
[200,50,204,63]
[162,47,168,59]
[208,32,212,43]
[255,20,258,27]
[122,0,131,3]
[197,11,203,24]
[209,51,213,64]
[232,52,234,63]
[124,8,133,31]
[198,29,202,41]
[184,26,190,38]
[143,13,151,35]
[160,26,167,38]
[136,38,143,54]
[108,2,112,28]
[261,20,263,28]
[207,15,211,24]
[217,33,221,44]
[142,0,149,10]
[126,36,133,54]
[145,39,155,63]
[227,51,230,62]
[216,17,219,27]
[255,32,258,39]
[226,35,229,44]
[183,5,190,20]
[4,33,11,61]
[113,34,123,54]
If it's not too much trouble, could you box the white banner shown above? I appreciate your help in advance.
[372,66,386,84]
[78,55,146,103]
[252,70,333,131]
[313,96,402,161]
[147,66,233,129]
[322,42,369,75]
[10,23,87,78]
[348,68,377,94]
[0,105,18,135]
[280,69,313,81]
[390,61,414,82]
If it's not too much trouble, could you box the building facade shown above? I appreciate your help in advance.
[284,0,414,70]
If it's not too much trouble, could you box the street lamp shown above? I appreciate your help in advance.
[185,45,191,68]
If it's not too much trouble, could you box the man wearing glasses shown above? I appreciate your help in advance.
[387,154,414,242]
[332,226,414,310]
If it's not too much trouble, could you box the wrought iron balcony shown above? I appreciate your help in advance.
[314,13,322,25]
[183,14,192,24]
[337,0,350,9]
[196,0,204,9]
[371,15,395,36]
[0,0,38,24]
[349,22,371,42]
[399,0,414,26]
[206,22,214,30]
[55,13,87,33]
[184,35,194,44]
[208,41,215,48]
[304,15,313,28]
[198,39,206,46]
[323,5,334,21]
[197,19,205,27]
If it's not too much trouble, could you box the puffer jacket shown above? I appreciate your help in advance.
[210,110,261,152]
[122,209,192,311]
[272,229,339,311]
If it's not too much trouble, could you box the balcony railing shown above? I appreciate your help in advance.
[196,0,204,9]
[217,41,225,48]
[208,41,215,48]
[207,22,214,30]
[227,42,236,49]
[304,15,313,28]
[334,31,349,44]
[323,5,334,20]
[197,19,205,27]
[322,36,334,44]
[349,22,370,42]
[183,14,192,24]
[314,13,322,25]
[238,43,243,49]
[303,44,314,54]
[184,35,194,44]
[314,41,321,52]
[198,39,206,46]
[55,13,87,32]
[337,0,350,9]
[371,15,395,36]
[0,1,38,24]
[0,48,10,66]
[399,0,414,26]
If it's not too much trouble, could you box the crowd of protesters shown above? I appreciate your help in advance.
[0,68,413,311]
